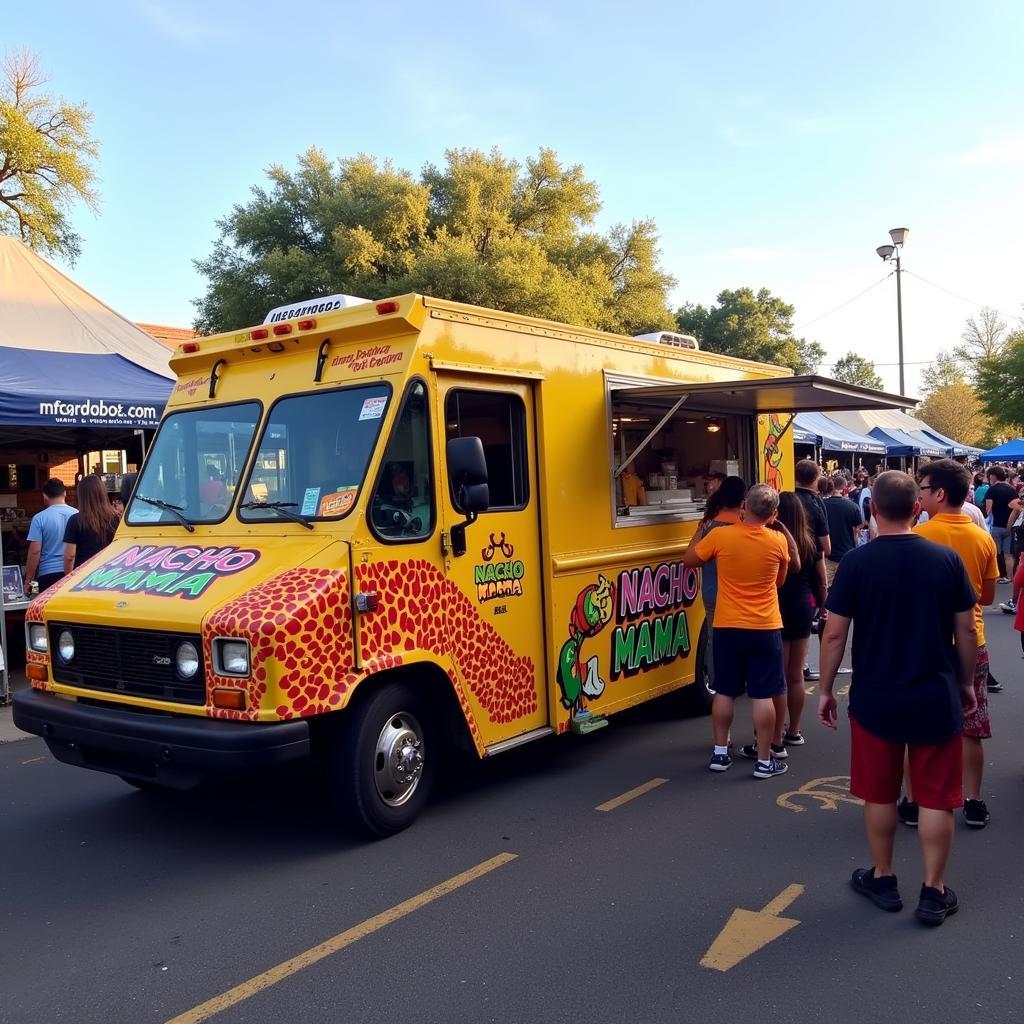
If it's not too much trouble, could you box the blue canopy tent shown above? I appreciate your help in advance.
[0,348,169,450]
[914,426,982,458]
[868,426,947,458]
[793,412,888,455]
[978,438,1024,462]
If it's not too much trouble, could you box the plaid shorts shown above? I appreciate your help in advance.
[963,645,992,740]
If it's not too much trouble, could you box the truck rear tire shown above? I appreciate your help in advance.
[328,680,436,838]
[679,625,715,717]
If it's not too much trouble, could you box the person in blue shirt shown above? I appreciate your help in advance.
[25,478,78,594]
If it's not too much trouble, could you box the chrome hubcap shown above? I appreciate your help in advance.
[373,712,425,807]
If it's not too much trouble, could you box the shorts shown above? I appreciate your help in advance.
[849,716,962,810]
[962,645,992,739]
[825,559,840,587]
[712,627,785,700]
[991,526,1012,557]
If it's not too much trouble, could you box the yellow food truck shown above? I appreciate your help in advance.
[14,294,907,834]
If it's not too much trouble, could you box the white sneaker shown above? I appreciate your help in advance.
[1000,600,1017,614]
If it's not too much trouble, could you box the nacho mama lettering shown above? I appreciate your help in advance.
[72,545,261,599]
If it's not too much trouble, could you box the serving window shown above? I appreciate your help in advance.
[608,382,755,527]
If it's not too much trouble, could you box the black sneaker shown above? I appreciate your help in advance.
[916,884,959,926]
[739,743,788,760]
[987,675,1004,693]
[851,867,903,911]
[783,731,805,746]
[752,757,789,779]
[897,797,919,827]
[708,752,732,772]
[963,799,990,828]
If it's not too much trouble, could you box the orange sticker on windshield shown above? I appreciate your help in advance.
[319,489,357,516]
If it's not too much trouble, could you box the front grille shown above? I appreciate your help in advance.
[48,623,206,705]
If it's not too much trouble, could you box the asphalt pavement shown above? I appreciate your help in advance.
[2,600,1023,1024]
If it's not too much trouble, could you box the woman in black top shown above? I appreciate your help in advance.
[63,475,118,571]
[776,491,826,746]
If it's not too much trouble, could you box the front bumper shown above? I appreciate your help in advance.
[13,689,311,789]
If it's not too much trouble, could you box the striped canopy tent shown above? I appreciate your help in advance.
[0,237,173,450]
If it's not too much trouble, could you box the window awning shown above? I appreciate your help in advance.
[610,374,916,415]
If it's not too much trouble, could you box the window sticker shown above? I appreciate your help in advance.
[300,487,321,517]
[319,488,357,517]
[359,396,387,421]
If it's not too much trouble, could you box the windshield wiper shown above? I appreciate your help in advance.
[239,500,314,530]
[135,495,196,533]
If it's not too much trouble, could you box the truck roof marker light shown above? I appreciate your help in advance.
[272,323,293,336]
[212,688,247,711]
[182,341,201,353]
[376,300,399,315]
[297,318,317,331]
[250,328,270,341]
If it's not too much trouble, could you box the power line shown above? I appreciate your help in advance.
[793,273,893,332]
[902,270,1020,323]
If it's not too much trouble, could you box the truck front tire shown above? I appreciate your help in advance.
[679,624,715,716]
[328,680,436,838]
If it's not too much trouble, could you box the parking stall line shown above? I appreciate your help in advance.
[164,852,518,1024]
[595,777,669,812]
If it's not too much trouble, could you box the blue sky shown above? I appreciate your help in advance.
[6,0,1024,395]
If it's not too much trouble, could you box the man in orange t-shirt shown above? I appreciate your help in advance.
[913,459,998,829]
[684,483,791,779]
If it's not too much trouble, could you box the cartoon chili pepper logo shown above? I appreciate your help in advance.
[763,413,786,490]
[557,574,616,715]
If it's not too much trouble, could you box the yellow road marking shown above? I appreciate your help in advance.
[700,883,805,972]
[595,777,668,812]
[777,775,864,814]
[165,852,518,1024]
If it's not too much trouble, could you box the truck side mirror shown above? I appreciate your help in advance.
[446,437,489,556]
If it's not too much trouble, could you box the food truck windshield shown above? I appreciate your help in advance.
[125,384,392,528]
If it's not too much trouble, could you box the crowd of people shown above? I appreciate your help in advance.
[21,474,133,596]
[683,457,1021,928]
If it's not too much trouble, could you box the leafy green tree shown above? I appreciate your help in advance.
[0,49,100,262]
[975,333,1024,429]
[830,352,884,390]
[917,382,990,447]
[919,349,967,396]
[675,287,825,374]
[194,146,676,335]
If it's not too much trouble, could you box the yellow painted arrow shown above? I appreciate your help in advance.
[700,884,804,972]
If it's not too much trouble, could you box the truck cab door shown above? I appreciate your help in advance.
[435,377,548,748]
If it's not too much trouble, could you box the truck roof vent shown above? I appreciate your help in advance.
[632,330,699,351]
[263,293,371,325]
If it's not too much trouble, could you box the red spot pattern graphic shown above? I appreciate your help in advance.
[355,559,537,726]
[25,588,56,690]
[202,568,359,721]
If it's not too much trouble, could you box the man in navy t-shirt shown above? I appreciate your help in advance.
[818,471,977,927]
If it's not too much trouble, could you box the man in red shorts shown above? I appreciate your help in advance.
[817,471,978,926]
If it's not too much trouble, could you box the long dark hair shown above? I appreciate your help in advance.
[698,476,746,532]
[778,492,816,567]
[75,475,118,541]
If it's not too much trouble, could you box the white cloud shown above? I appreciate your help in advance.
[950,138,1024,166]
[721,245,789,263]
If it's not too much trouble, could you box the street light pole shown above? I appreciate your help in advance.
[894,247,904,395]
[875,227,909,395]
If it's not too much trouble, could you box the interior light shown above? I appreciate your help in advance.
[706,419,721,433]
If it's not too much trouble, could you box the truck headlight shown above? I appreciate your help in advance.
[214,639,250,677]
[57,629,75,663]
[27,623,47,653]
[175,641,200,679]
